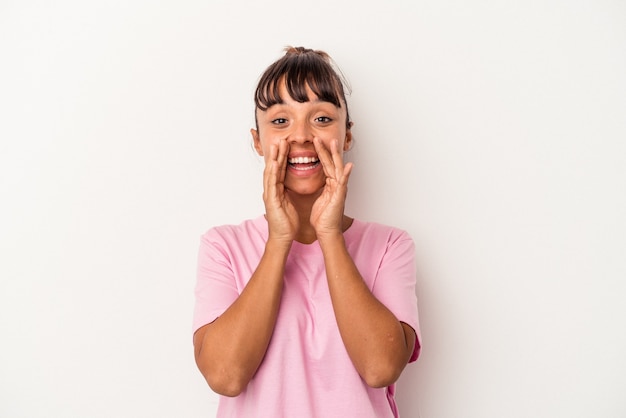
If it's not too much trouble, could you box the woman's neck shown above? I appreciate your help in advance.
[289,193,317,244]
[287,192,352,245]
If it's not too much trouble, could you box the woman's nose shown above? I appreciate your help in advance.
[288,120,313,144]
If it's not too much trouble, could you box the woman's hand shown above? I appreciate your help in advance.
[263,139,299,245]
[310,138,353,240]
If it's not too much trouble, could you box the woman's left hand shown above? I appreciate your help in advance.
[310,138,353,240]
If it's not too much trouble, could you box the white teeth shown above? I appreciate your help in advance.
[288,156,319,164]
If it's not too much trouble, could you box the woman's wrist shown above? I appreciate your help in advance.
[317,230,345,251]
[265,236,294,255]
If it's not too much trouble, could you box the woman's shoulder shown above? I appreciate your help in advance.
[347,218,413,243]
[201,215,267,243]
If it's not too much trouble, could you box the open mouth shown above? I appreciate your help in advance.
[288,156,320,171]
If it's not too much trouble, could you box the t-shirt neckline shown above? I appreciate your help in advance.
[255,215,361,253]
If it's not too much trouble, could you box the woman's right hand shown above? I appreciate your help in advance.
[263,139,298,246]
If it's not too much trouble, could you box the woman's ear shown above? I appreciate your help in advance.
[251,128,263,156]
[343,122,354,151]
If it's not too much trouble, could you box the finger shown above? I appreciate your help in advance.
[263,144,275,197]
[265,143,278,178]
[264,144,282,202]
[264,144,275,172]
[329,139,346,178]
[313,138,334,179]
[276,139,289,183]
[265,161,279,203]
[340,161,354,186]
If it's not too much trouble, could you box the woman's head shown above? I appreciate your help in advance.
[254,46,352,130]
[251,47,353,197]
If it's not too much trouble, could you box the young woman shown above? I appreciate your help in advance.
[193,46,421,418]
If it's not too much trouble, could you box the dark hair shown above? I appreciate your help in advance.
[254,46,351,129]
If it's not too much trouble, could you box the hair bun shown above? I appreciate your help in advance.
[284,46,330,61]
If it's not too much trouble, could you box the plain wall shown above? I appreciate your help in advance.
[1,1,625,417]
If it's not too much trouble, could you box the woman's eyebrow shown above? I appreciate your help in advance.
[268,98,334,109]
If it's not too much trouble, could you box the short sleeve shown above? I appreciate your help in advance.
[192,228,240,335]
[371,231,421,362]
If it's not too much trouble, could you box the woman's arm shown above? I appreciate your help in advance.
[319,233,416,388]
[194,140,298,397]
[193,239,290,397]
[311,138,415,387]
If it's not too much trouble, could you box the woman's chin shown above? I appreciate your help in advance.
[284,182,324,198]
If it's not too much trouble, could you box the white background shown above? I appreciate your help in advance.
[1,1,625,417]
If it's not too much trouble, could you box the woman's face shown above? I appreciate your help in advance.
[252,81,352,196]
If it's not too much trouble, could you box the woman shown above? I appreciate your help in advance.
[193,46,420,417]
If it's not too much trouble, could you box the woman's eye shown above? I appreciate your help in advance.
[271,118,287,124]
[315,116,332,123]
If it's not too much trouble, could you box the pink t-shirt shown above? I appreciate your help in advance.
[193,216,421,418]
